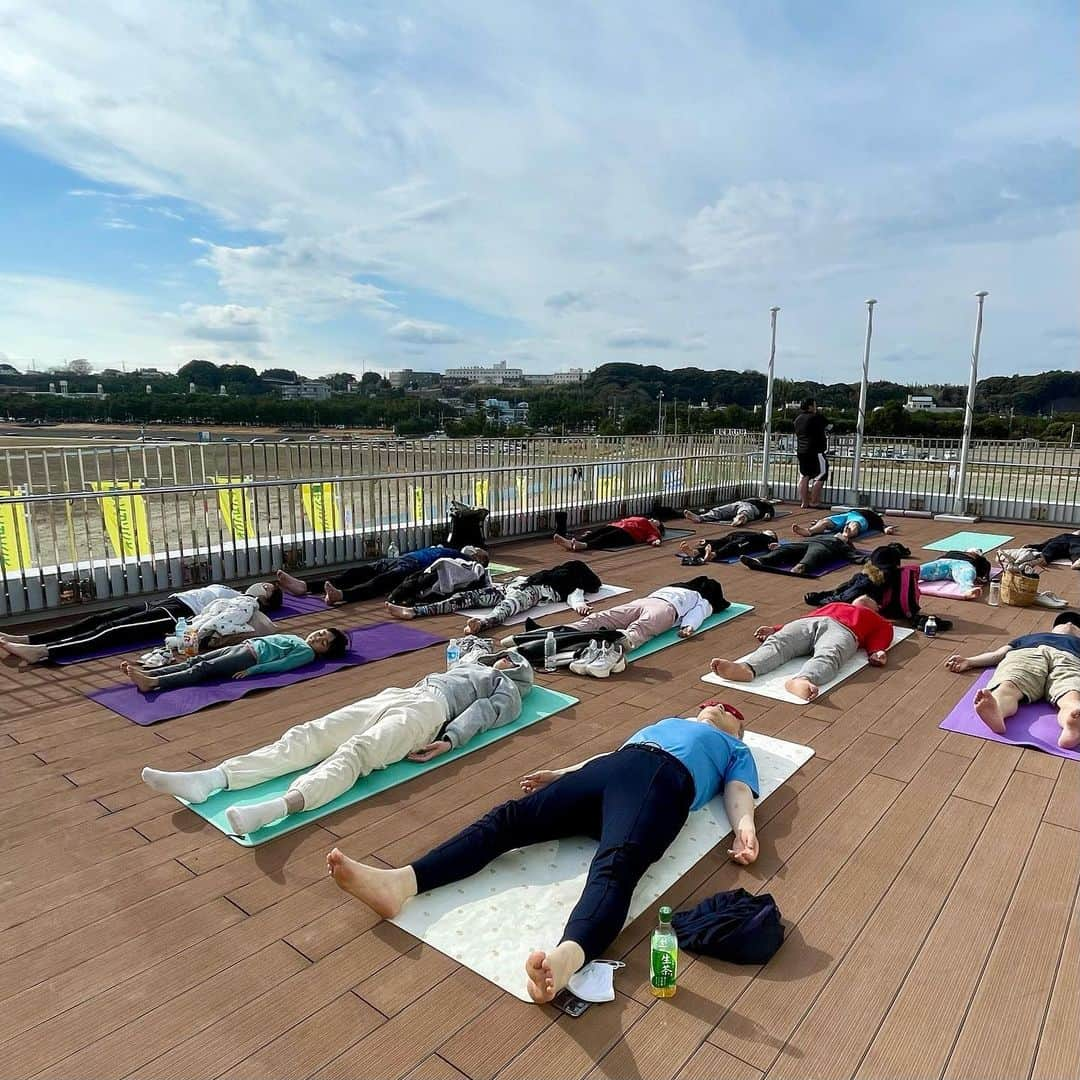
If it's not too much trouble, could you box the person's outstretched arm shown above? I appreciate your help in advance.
[723,780,758,864]
[520,751,612,793]
[945,645,1012,672]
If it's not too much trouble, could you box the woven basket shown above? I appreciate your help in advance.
[1000,567,1039,607]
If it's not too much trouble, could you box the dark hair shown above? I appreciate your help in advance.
[260,585,284,611]
[1052,611,1080,630]
[800,398,816,411]
[655,520,666,537]
[673,576,730,613]
[325,628,350,658]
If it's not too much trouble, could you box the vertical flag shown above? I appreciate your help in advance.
[90,480,150,558]
[411,486,425,523]
[0,488,33,571]
[595,469,623,502]
[473,477,490,506]
[213,476,255,541]
[299,482,341,532]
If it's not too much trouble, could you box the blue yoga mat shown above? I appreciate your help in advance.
[924,531,1014,553]
[178,685,579,845]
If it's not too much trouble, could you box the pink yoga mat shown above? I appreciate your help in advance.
[918,580,979,599]
[86,623,446,725]
[939,668,1080,761]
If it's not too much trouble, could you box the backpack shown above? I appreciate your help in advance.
[446,503,489,550]
[879,564,920,621]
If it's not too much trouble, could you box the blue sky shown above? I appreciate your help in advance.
[0,0,1076,383]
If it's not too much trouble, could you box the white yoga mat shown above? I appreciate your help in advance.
[390,731,814,1001]
[701,626,915,704]
[457,584,631,626]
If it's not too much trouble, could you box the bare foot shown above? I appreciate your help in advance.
[552,534,578,552]
[323,583,344,606]
[0,641,47,666]
[966,586,983,600]
[1057,705,1080,750]
[463,618,484,635]
[275,568,308,596]
[0,631,29,644]
[710,659,754,681]
[129,667,159,693]
[525,950,557,1004]
[683,511,703,524]
[326,847,414,918]
[973,688,1007,735]
[785,676,819,701]
[385,603,414,620]
[792,523,811,537]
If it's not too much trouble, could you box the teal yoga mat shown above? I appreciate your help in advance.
[627,602,753,661]
[179,685,579,846]
[488,562,521,576]
[924,531,1014,553]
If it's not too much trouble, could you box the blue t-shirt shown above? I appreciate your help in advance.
[623,717,760,810]
[1010,633,1080,660]
[405,545,462,571]
[828,511,868,532]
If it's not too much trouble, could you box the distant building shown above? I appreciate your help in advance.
[136,367,168,379]
[521,368,586,386]
[444,360,524,385]
[280,380,331,401]
[388,368,443,389]
[905,394,962,413]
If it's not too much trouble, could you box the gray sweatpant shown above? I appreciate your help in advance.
[742,616,859,686]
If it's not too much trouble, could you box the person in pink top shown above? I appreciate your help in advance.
[554,516,664,552]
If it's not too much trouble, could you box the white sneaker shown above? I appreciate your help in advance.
[1033,591,1068,609]
[569,639,603,675]
[585,643,626,678]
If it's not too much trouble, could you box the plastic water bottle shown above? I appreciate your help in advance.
[543,631,557,672]
[923,615,938,638]
[988,580,1001,607]
[387,540,400,560]
[650,906,678,998]
[173,617,190,656]
[446,639,460,670]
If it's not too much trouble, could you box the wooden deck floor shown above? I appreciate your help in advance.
[1,512,1078,1080]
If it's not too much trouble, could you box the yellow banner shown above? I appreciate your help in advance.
[90,480,150,558]
[473,477,489,506]
[299,482,341,532]
[411,486,425,522]
[596,471,624,501]
[214,476,256,541]
[0,488,32,571]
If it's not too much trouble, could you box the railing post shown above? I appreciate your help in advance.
[954,291,988,515]
[850,298,877,502]
[760,306,779,498]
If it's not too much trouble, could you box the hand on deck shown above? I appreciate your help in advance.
[945,654,972,673]
[520,769,560,794]
[728,824,759,865]
[407,739,452,763]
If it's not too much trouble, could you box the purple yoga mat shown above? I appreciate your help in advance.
[939,668,1080,761]
[87,623,446,725]
[51,589,334,666]
[740,547,873,579]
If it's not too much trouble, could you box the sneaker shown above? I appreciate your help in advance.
[569,639,603,675]
[1033,591,1068,609]
[585,643,626,679]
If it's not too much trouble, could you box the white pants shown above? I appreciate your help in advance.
[219,686,448,810]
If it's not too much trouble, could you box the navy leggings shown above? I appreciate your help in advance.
[411,745,695,961]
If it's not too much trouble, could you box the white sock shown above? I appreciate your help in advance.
[225,797,290,836]
[141,765,227,803]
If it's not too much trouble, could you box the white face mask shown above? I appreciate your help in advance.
[567,959,626,1003]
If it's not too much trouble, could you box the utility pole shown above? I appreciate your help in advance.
[850,299,877,501]
[760,306,779,497]
[953,291,988,515]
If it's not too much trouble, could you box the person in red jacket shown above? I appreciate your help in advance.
[709,599,894,701]
[554,516,665,552]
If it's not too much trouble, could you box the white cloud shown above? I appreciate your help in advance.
[388,319,463,344]
[606,328,674,349]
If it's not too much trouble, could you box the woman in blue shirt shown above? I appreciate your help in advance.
[793,507,896,542]
[325,703,760,1005]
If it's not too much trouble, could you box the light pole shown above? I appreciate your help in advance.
[953,291,988,515]
[657,390,665,437]
[850,298,877,501]
[759,306,779,497]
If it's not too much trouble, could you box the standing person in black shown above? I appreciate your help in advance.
[794,399,829,509]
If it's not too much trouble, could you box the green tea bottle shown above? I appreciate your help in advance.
[650,905,678,998]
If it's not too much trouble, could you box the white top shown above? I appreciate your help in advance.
[190,595,260,638]
[174,583,239,615]
[649,586,713,634]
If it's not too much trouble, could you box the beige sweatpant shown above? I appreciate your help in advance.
[219,686,448,810]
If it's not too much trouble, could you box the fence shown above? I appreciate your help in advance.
[1,430,1076,618]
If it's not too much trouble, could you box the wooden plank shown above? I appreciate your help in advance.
[354,940,459,1018]
[952,741,1022,806]
[1031,871,1080,1080]
[675,1043,762,1080]
[404,1057,471,1080]
[440,995,554,1080]
[584,999,712,1080]
[708,750,970,1071]
[766,795,988,1079]
[1044,759,1079,831]
[943,822,1080,1080]
[855,770,1054,1080]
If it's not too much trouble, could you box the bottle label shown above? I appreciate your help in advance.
[651,946,677,988]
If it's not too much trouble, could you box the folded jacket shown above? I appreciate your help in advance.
[671,888,784,965]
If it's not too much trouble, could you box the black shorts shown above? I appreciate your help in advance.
[797,451,828,480]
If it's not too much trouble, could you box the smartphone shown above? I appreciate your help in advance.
[552,988,591,1018]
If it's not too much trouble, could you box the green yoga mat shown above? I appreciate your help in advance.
[627,602,753,661]
[924,531,1014,553]
[180,685,579,846]
[488,562,521,576]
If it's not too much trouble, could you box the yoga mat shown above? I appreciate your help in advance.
[918,580,981,600]
[87,623,447,725]
[924,531,1014,553]
[627,602,753,661]
[586,527,695,551]
[49,590,334,666]
[701,626,915,704]
[739,546,873,579]
[939,668,1079,761]
[390,730,814,1001]
[457,584,632,626]
[488,563,520,577]
[684,509,789,526]
[178,685,580,845]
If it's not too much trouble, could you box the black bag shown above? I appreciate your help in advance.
[447,503,489,550]
[671,888,784,965]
